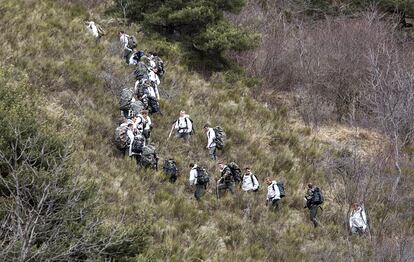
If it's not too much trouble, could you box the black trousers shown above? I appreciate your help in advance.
[309,205,320,227]
[194,184,206,201]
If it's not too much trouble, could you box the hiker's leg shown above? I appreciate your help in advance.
[195,184,205,200]
[183,133,189,143]
[310,205,319,227]
[227,182,235,194]
[124,49,132,63]
[217,183,227,196]
[209,146,216,160]
[271,199,279,211]
[169,174,177,183]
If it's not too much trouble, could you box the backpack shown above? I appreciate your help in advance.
[147,97,160,114]
[120,88,133,110]
[250,174,260,192]
[127,36,137,49]
[130,100,145,116]
[163,159,178,183]
[139,145,158,169]
[213,126,226,150]
[114,126,129,150]
[227,162,242,183]
[131,136,145,154]
[276,182,285,198]
[311,187,324,205]
[135,79,151,98]
[153,56,165,76]
[163,159,178,175]
[134,62,149,80]
[178,117,194,135]
[195,167,210,185]
[140,56,152,69]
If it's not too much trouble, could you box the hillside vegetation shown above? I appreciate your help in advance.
[0,0,413,261]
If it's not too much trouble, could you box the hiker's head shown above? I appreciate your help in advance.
[189,163,195,168]
[351,203,360,210]
[218,161,225,170]
[141,110,149,117]
[180,110,186,117]
[307,183,313,189]
[119,31,125,36]
[265,177,272,185]
[203,123,210,131]
[245,167,251,175]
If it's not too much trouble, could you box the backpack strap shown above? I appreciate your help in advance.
[250,174,256,186]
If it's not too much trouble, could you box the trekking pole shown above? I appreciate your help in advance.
[167,125,174,140]
[216,178,220,200]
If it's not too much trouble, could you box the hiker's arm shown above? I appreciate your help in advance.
[187,118,192,133]
[189,170,196,185]
[207,130,214,147]
[253,175,259,190]
[155,86,160,100]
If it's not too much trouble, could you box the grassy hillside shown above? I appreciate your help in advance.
[1,0,412,261]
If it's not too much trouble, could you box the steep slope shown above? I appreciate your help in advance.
[0,0,391,261]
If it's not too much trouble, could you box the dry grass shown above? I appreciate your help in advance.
[1,0,413,261]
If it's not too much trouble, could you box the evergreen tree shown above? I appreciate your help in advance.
[119,0,259,56]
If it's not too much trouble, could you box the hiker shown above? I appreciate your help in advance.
[204,124,216,160]
[173,111,193,141]
[135,110,152,143]
[189,163,209,201]
[150,52,165,78]
[148,69,160,87]
[304,183,323,227]
[119,31,134,64]
[114,118,129,155]
[217,162,235,197]
[143,84,161,115]
[126,121,135,156]
[85,21,104,40]
[242,167,259,192]
[265,177,281,210]
[163,159,178,183]
[349,203,368,235]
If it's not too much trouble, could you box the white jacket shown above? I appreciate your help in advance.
[189,165,198,185]
[149,71,160,86]
[86,21,99,38]
[146,85,160,100]
[149,56,156,70]
[267,181,280,201]
[175,116,192,134]
[349,207,368,231]
[207,128,216,148]
[242,173,259,192]
[119,33,131,50]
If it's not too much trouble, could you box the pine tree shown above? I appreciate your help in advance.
[119,0,259,56]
